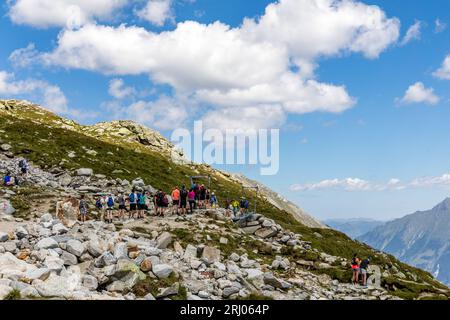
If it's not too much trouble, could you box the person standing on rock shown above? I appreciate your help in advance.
[18,158,29,178]
[180,185,188,216]
[205,189,211,208]
[209,192,218,209]
[79,194,88,223]
[138,190,147,219]
[239,197,249,215]
[351,254,361,285]
[188,188,196,214]
[156,189,165,217]
[171,186,180,215]
[199,184,206,209]
[106,194,115,223]
[117,193,126,220]
[129,189,138,219]
[359,257,371,287]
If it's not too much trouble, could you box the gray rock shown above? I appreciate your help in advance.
[183,244,197,261]
[95,252,117,267]
[157,283,179,298]
[82,275,98,291]
[0,285,13,300]
[40,213,53,223]
[156,232,172,249]
[15,227,28,239]
[222,286,240,298]
[36,237,59,250]
[2,241,16,252]
[152,264,174,279]
[61,251,78,266]
[66,239,85,257]
[201,246,221,264]
[24,268,51,281]
[52,223,68,235]
[0,144,12,151]
[76,168,93,176]
[255,228,278,239]
[113,243,128,260]
[0,232,9,242]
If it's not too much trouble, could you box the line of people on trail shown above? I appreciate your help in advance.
[351,254,371,287]
[80,181,253,224]
[2,159,29,187]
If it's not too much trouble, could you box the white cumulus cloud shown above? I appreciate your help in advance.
[136,0,174,26]
[10,0,400,129]
[399,82,439,105]
[0,70,68,113]
[7,0,128,29]
[433,55,450,80]
[108,78,136,99]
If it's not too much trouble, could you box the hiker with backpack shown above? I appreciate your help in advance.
[199,184,207,209]
[351,254,361,285]
[79,194,88,223]
[188,188,196,214]
[106,194,115,223]
[129,190,138,219]
[180,185,188,216]
[171,186,180,215]
[359,257,371,287]
[18,158,29,178]
[231,199,240,217]
[117,193,127,220]
[137,190,147,219]
[209,192,218,209]
[156,189,167,217]
[240,197,249,215]
[95,196,107,221]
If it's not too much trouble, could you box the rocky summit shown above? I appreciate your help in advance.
[0,99,449,300]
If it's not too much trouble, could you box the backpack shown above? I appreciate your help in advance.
[139,194,146,205]
[180,189,188,198]
[96,199,102,209]
[162,195,169,206]
[129,193,136,203]
[107,197,114,207]
[19,160,25,168]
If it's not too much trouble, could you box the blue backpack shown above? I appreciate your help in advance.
[129,193,136,203]
[107,197,114,207]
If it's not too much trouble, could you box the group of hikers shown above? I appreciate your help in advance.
[351,254,372,287]
[2,158,28,187]
[82,184,252,224]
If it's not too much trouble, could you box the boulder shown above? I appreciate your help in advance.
[140,257,153,272]
[34,274,76,298]
[95,252,117,268]
[183,244,197,261]
[76,168,93,176]
[61,251,78,266]
[87,239,107,258]
[66,239,85,257]
[0,252,36,277]
[0,143,12,151]
[152,264,173,279]
[156,232,172,249]
[201,246,221,264]
[113,243,128,260]
[15,227,28,239]
[157,283,179,299]
[0,200,15,215]
[255,228,278,239]
[52,223,68,235]
[222,286,240,298]
[82,275,98,291]
[0,232,9,243]
[24,268,51,281]
[241,226,261,234]
[35,238,59,249]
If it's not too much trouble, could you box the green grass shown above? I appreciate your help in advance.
[133,273,187,300]
[4,289,21,300]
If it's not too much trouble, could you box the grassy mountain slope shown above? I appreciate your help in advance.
[1,99,449,299]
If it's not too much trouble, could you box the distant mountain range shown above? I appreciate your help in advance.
[359,198,450,286]
[323,218,386,239]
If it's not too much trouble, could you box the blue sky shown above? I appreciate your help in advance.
[1,0,450,221]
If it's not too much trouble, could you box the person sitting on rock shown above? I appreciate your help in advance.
[79,194,88,223]
[3,172,14,186]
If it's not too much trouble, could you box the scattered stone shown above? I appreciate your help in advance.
[152,264,173,279]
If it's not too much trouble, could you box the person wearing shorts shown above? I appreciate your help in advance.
[171,186,180,215]
[129,191,138,219]
[179,185,188,215]
[79,195,88,223]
